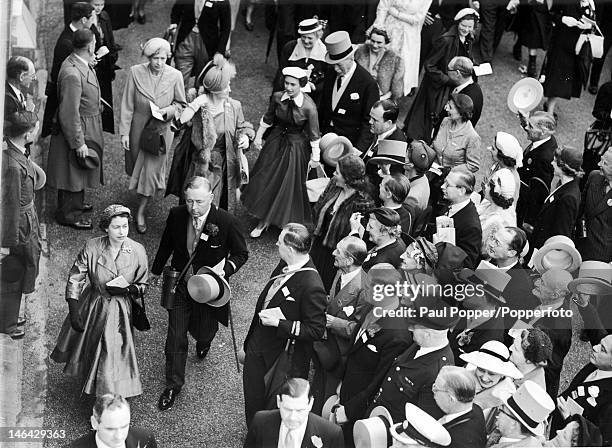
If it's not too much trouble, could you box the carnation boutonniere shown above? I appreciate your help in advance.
[588,385,600,398]
[120,245,133,254]
[311,435,323,448]
[457,331,473,347]
[367,324,381,338]
[206,223,219,237]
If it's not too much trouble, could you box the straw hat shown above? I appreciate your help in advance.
[187,266,231,307]
[503,380,555,436]
[532,235,582,274]
[324,31,356,64]
[320,132,353,167]
[460,340,523,379]
[389,403,451,447]
[568,261,612,296]
[298,18,322,35]
[353,406,394,448]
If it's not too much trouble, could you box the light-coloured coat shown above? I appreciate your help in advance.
[47,53,104,191]
[433,118,481,173]
[354,45,405,100]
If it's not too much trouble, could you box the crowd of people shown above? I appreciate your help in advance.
[2,0,612,446]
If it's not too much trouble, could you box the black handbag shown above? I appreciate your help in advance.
[264,339,295,408]
[131,294,151,331]
[140,117,167,156]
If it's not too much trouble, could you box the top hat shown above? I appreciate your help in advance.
[0,254,25,284]
[460,340,523,379]
[369,140,408,165]
[187,266,231,307]
[324,31,356,64]
[389,403,452,447]
[457,260,511,303]
[298,18,322,35]
[507,78,543,113]
[568,261,612,296]
[532,235,582,274]
[504,380,555,436]
[69,139,101,170]
[31,160,46,190]
[320,132,354,167]
[353,406,394,448]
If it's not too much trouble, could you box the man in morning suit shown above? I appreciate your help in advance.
[46,29,104,230]
[438,167,482,269]
[70,394,157,448]
[1,112,44,340]
[168,0,231,93]
[242,223,327,426]
[516,111,558,228]
[245,378,344,448]
[41,2,94,138]
[151,176,248,411]
[331,264,412,445]
[319,31,379,154]
[5,56,36,117]
[433,366,486,448]
[552,334,612,445]
[311,236,369,415]
[444,56,483,127]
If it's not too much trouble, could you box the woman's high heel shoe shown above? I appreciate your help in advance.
[250,224,267,238]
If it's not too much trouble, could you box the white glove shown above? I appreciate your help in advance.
[561,16,580,27]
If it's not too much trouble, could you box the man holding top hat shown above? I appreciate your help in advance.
[1,111,45,340]
[46,28,104,230]
[242,223,327,426]
[151,176,248,411]
[319,31,380,155]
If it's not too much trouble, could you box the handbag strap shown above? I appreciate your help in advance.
[307,164,328,179]
[172,240,203,292]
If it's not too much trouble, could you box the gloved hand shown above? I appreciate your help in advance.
[106,284,139,297]
[67,299,84,333]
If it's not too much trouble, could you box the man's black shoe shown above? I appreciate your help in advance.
[196,342,210,359]
[158,388,179,411]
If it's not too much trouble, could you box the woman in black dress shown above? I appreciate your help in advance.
[242,67,321,237]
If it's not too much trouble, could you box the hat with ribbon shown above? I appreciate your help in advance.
[460,340,523,379]
[187,266,231,307]
[503,380,555,436]
[369,207,400,227]
[532,235,582,274]
[457,260,511,303]
[69,139,101,170]
[320,132,354,167]
[389,403,452,447]
[324,31,356,64]
[568,260,612,296]
[369,139,407,165]
[353,406,394,448]
[298,18,322,35]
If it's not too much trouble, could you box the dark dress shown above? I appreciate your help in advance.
[516,2,552,50]
[242,92,320,227]
[91,11,119,134]
[405,25,474,143]
[543,1,596,99]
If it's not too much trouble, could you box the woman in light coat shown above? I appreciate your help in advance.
[120,38,186,233]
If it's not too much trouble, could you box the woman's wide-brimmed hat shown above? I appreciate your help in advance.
[353,406,394,448]
[389,403,451,447]
[532,235,582,274]
[187,266,231,307]
[320,132,354,167]
[503,380,555,436]
[568,260,612,296]
[324,31,356,64]
[460,340,523,379]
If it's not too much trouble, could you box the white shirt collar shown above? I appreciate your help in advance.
[285,255,310,272]
[448,198,471,217]
[288,38,327,62]
[96,433,126,448]
[438,408,471,425]
[453,79,474,94]
[278,420,308,448]
[415,342,449,359]
[340,268,361,289]
[530,136,551,150]
[376,125,397,142]
[337,62,357,88]
[280,91,304,107]
[73,53,91,67]
[69,23,79,32]
[585,368,612,382]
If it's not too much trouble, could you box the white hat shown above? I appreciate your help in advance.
[187,266,231,307]
[495,132,523,168]
[298,18,322,34]
[324,31,356,64]
[568,260,612,296]
[460,340,523,379]
[503,381,555,436]
[491,168,516,200]
[389,403,451,447]
[533,235,582,274]
[353,406,394,448]
[321,394,340,423]
[281,66,308,80]
[454,7,480,21]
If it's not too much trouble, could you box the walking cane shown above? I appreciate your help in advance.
[228,302,241,373]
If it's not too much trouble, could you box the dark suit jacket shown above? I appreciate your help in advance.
[501,262,537,333]
[450,201,482,269]
[70,427,157,448]
[151,205,248,325]
[243,259,327,375]
[554,363,612,445]
[361,239,407,272]
[531,179,581,249]
[340,310,413,421]
[372,343,455,421]
[171,0,231,58]
[459,82,483,127]
[244,410,344,448]
[443,404,486,448]
[450,313,506,364]
[576,170,612,262]
[516,136,557,227]
[319,63,379,152]
[4,82,26,117]
[362,126,407,180]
